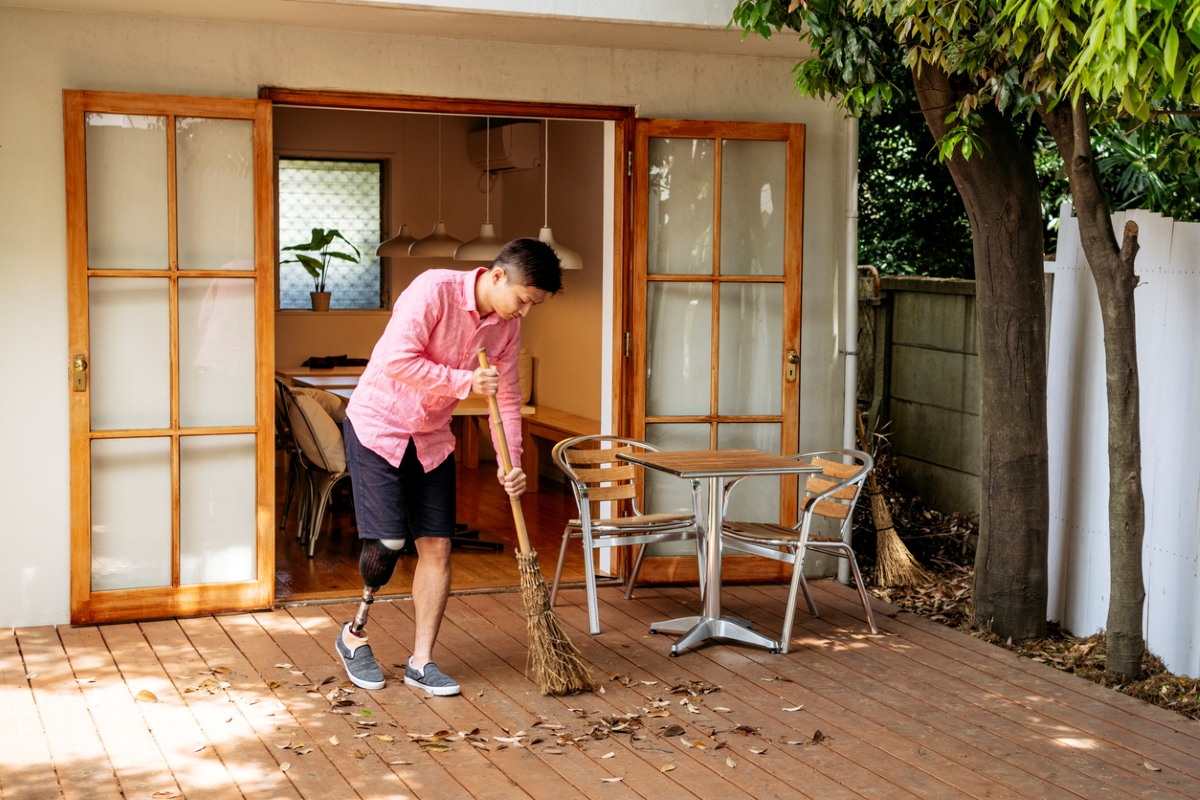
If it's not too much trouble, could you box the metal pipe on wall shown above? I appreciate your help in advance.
[840,116,860,584]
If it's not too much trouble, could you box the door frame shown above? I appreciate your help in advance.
[628,118,807,585]
[66,90,276,624]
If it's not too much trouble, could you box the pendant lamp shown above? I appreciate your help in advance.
[376,115,417,256]
[455,116,505,261]
[537,119,583,270]
[409,115,462,257]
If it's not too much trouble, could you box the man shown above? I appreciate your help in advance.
[336,238,562,695]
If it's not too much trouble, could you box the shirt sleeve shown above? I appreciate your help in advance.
[487,325,524,471]
[377,279,474,399]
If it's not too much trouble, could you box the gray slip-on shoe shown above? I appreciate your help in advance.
[404,658,460,696]
[336,623,385,690]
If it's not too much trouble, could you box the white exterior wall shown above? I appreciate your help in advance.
[1046,206,1200,678]
[0,5,852,627]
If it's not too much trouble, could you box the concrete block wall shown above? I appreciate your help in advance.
[877,277,981,515]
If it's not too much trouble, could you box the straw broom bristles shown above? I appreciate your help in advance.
[857,412,931,589]
[479,349,597,695]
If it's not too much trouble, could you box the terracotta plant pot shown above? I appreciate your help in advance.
[310,291,331,312]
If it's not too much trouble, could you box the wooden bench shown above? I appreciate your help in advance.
[521,407,601,493]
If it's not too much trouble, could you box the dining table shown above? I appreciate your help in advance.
[292,374,362,391]
[616,448,822,656]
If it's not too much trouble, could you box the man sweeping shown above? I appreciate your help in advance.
[336,238,562,695]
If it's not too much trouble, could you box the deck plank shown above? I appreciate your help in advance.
[801,581,1200,783]
[176,616,362,800]
[216,612,419,800]
[483,590,836,800]
[15,627,122,800]
[0,628,61,800]
[99,623,240,800]
[56,625,180,799]
[324,600,630,800]
[725,583,1193,800]
[536,589,935,800]
[138,619,303,800]
[367,596,701,800]
[284,604,537,800]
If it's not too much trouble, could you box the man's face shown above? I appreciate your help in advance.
[491,273,549,320]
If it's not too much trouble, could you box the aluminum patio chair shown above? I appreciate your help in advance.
[550,435,706,635]
[721,450,878,653]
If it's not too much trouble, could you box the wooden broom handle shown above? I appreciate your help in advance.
[477,349,532,555]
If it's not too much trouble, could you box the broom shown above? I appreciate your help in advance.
[477,349,597,695]
[855,411,931,589]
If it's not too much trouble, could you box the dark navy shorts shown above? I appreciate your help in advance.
[342,417,456,541]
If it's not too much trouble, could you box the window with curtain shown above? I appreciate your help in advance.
[277,158,385,309]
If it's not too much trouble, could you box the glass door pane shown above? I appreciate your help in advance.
[178,278,256,427]
[85,114,169,270]
[88,277,171,430]
[647,138,714,275]
[176,118,255,271]
[646,282,712,416]
[719,139,786,276]
[180,434,257,585]
[90,437,172,591]
[719,283,783,415]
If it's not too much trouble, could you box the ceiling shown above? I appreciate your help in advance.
[2,0,810,58]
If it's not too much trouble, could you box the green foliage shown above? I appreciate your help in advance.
[280,228,360,293]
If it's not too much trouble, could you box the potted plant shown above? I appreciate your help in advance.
[281,228,361,312]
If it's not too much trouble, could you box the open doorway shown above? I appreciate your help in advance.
[271,102,617,603]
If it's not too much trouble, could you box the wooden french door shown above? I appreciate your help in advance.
[629,119,805,583]
[65,91,275,624]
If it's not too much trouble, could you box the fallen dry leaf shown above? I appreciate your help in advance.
[388,760,413,766]
[712,707,732,713]
[328,735,340,746]
[726,755,737,768]
[542,747,564,755]
[1145,762,1162,772]
[601,777,623,783]
[280,762,291,772]
[375,734,395,743]
[782,705,803,712]
[274,741,291,749]
[274,663,293,669]
[601,752,615,759]
[320,676,337,686]
[150,792,181,799]
[354,749,365,759]
[213,666,232,675]
[660,724,685,737]
[750,747,767,755]
[76,677,96,684]
[135,690,158,703]
[25,673,37,680]
[660,764,675,773]
[812,730,826,744]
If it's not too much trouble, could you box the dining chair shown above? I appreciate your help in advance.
[274,380,306,536]
[276,380,351,556]
[721,450,878,653]
[550,435,706,635]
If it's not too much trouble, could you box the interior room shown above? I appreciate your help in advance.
[272,105,609,602]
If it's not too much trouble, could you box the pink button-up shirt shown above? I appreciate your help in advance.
[346,267,523,472]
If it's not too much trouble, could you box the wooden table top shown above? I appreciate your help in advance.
[275,365,366,379]
[292,374,361,390]
[326,389,533,417]
[617,449,821,479]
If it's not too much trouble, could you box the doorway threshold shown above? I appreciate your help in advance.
[277,578,621,608]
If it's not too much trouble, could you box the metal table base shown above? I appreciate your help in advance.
[649,614,777,655]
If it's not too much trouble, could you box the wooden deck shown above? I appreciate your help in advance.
[4,580,1200,799]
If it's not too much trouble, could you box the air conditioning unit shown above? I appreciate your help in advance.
[468,122,541,172]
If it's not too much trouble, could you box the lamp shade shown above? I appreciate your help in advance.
[376,224,417,257]
[454,223,505,261]
[408,222,462,258]
[538,226,583,270]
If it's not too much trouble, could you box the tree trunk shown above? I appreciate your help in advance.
[1040,100,1145,680]
[911,65,1049,641]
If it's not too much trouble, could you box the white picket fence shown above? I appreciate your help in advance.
[1046,204,1200,678]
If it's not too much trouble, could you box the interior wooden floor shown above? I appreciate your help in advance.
[274,457,596,603]
[7,581,1200,800]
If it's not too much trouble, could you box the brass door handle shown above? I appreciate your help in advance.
[785,349,798,382]
[72,354,88,392]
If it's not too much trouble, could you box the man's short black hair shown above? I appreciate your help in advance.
[492,238,563,294]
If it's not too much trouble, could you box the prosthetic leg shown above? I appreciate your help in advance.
[349,537,406,633]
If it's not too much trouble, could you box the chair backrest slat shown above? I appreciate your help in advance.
[803,497,851,520]
[585,484,638,502]
[566,446,635,465]
[805,475,858,500]
[812,456,860,479]
[572,465,636,484]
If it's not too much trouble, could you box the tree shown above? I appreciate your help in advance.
[1007,0,1200,677]
[734,0,1200,676]
[733,0,1052,641]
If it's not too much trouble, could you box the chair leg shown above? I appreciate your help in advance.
[550,526,572,607]
[778,548,806,655]
[625,544,648,600]
[797,571,820,619]
[580,524,601,635]
[296,472,313,543]
[844,549,880,634]
[280,457,299,531]
[306,474,336,558]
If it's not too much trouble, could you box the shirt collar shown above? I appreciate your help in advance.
[461,267,488,315]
